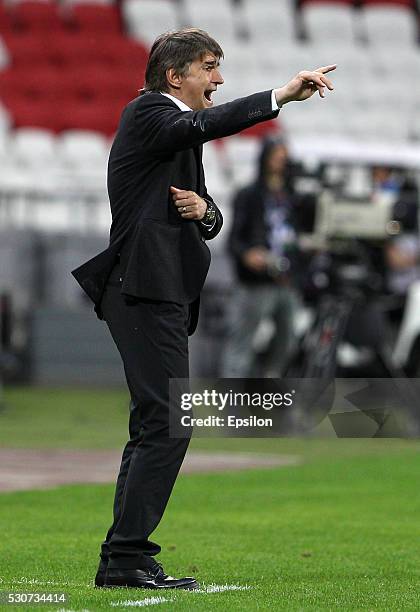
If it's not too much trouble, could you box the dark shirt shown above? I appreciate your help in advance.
[229,180,299,284]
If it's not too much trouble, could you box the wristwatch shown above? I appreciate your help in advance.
[201,201,216,226]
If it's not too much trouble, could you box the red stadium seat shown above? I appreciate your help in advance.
[60,100,123,135]
[9,97,124,135]
[91,35,148,68]
[46,32,138,67]
[28,67,72,102]
[12,1,63,32]
[46,31,149,73]
[66,66,139,102]
[69,5,121,34]
[0,5,13,33]
[47,32,106,66]
[9,98,66,132]
[0,69,20,91]
[0,4,147,135]
[0,66,68,103]
[1,32,49,66]
[100,35,149,69]
[0,70,21,107]
[63,68,99,102]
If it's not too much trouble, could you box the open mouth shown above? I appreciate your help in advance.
[204,89,214,104]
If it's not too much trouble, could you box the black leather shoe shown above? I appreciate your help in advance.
[104,560,198,590]
[94,557,108,588]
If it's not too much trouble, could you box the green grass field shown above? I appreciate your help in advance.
[1,387,419,610]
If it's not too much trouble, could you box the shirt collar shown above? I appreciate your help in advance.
[160,92,192,112]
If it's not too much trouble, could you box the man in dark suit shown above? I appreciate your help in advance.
[72,28,335,590]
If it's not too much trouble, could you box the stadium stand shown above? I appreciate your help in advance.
[11,128,57,168]
[302,2,356,45]
[58,130,109,170]
[223,136,260,187]
[11,1,62,32]
[1,0,420,383]
[0,0,148,136]
[122,0,179,45]
[183,0,237,46]
[241,0,296,46]
[361,2,418,47]
[69,3,121,33]
[0,0,419,229]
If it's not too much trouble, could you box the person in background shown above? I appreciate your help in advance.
[377,166,420,320]
[222,136,302,378]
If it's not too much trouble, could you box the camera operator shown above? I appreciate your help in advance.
[221,135,303,378]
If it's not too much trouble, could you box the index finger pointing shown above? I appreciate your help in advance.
[316,64,337,75]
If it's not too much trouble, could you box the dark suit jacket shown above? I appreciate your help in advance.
[72,89,279,333]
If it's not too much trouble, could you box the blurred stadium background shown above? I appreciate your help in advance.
[1,4,420,607]
[1,0,420,388]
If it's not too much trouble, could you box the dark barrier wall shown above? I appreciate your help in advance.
[0,230,230,385]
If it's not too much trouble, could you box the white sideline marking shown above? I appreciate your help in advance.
[109,585,251,607]
[110,597,169,607]
[196,583,252,593]
[57,609,90,612]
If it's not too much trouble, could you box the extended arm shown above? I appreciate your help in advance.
[136,90,278,155]
[136,65,336,155]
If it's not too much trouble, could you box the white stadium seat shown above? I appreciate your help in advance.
[201,142,232,231]
[202,140,228,196]
[252,41,309,80]
[58,130,109,170]
[367,45,420,80]
[344,107,411,142]
[280,99,344,139]
[362,5,418,48]
[302,3,356,45]
[123,0,178,47]
[242,0,296,45]
[407,106,420,141]
[261,42,341,83]
[11,128,57,167]
[182,0,236,47]
[217,41,263,102]
[0,130,8,161]
[224,136,261,187]
[5,129,60,197]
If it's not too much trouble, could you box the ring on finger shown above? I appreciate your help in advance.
[182,206,187,213]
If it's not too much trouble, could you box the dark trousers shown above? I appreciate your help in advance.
[99,262,191,570]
